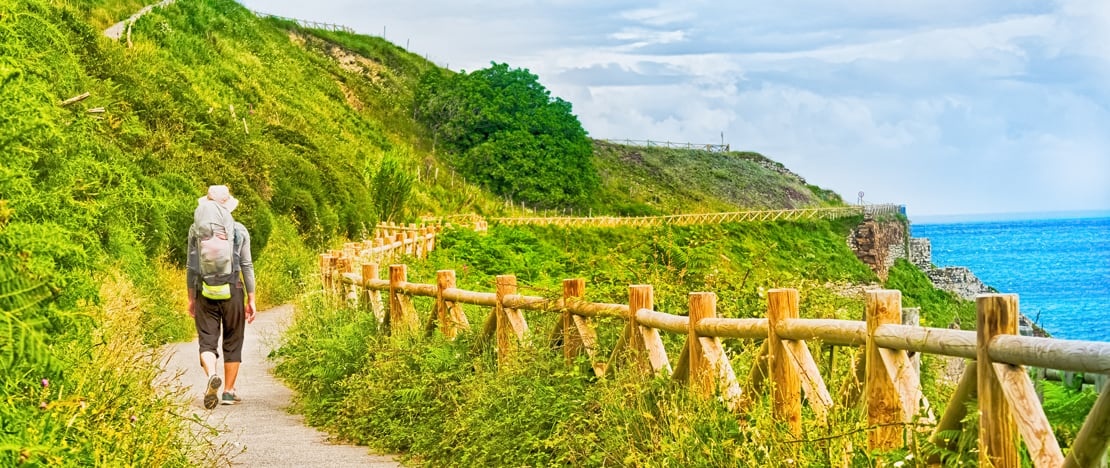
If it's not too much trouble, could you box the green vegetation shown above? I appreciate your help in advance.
[591,141,843,215]
[5,0,1096,465]
[415,63,598,207]
[885,259,976,330]
[276,221,894,465]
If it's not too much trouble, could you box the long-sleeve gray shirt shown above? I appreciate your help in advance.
[187,222,256,294]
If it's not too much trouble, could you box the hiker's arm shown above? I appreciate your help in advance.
[238,227,257,323]
[186,231,198,318]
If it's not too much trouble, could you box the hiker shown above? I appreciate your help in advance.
[186,185,257,409]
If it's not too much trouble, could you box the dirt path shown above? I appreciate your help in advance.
[103,0,176,39]
[160,305,399,467]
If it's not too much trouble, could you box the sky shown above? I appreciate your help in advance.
[238,0,1110,217]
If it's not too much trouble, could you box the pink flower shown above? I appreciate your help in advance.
[41,378,48,388]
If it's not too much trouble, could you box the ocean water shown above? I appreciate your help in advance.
[911,216,1110,342]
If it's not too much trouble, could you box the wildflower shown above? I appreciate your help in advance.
[79,399,87,410]
[39,402,47,410]
[41,378,48,388]
[893,461,904,468]
[129,414,137,423]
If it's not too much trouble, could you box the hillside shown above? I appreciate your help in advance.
[1,0,848,329]
[1,0,861,464]
[592,141,843,215]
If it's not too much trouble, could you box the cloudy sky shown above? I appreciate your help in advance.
[239,0,1110,217]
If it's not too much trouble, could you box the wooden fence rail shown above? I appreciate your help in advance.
[319,257,1110,467]
[600,138,731,153]
[491,205,901,228]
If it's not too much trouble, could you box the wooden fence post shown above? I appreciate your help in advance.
[866,289,903,451]
[560,278,585,363]
[977,294,1019,468]
[392,232,406,262]
[768,288,802,436]
[495,275,528,366]
[617,284,652,375]
[361,263,384,324]
[388,264,418,336]
[555,279,604,375]
[319,254,332,291]
[433,270,468,339]
[631,285,670,377]
[688,292,715,399]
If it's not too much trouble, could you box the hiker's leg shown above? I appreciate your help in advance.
[221,282,246,391]
[194,294,222,376]
[224,362,240,390]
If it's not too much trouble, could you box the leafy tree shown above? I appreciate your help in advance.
[414,63,598,207]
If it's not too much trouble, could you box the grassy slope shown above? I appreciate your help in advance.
[2,0,1026,465]
[591,141,844,215]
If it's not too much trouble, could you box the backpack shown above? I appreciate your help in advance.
[191,199,236,300]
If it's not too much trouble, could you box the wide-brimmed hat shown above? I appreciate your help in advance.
[198,185,239,212]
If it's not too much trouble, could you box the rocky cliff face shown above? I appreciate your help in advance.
[848,220,993,300]
[848,219,906,280]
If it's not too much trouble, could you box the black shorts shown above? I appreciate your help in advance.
[194,280,245,363]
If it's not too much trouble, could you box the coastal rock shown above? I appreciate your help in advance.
[926,266,993,301]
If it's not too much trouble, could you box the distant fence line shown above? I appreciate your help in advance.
[601,139,730,153]
[488,204,903,229]
[252,11,355,33]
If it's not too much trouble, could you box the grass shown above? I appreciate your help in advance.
[275,221,1106,466]
[8,0,1066,465]
[590,140,845,215]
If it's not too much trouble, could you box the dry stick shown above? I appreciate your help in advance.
[60,92,90,106]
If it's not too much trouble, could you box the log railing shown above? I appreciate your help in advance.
[317,223,441,284]
[319,258,1110,467]
[490,205,899,228]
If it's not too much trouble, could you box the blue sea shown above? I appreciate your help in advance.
[911,214,1110,342]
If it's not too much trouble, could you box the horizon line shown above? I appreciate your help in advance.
[910,208,1110,224]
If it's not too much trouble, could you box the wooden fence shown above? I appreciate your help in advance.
[318,223,441,278]
[319,257,1110,467]
[252,11,355,33]
[601,139,731,153]
[491,205,900,228]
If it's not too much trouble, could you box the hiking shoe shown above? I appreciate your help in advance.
[220,391,241,405]
[203,374,222,410]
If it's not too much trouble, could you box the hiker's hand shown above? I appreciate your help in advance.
[187,298,196,318]
[245,300,256,324]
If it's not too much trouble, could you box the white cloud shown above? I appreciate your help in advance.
[238,0,1110,215]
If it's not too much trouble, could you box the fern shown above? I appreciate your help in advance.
[0,256,56,371]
